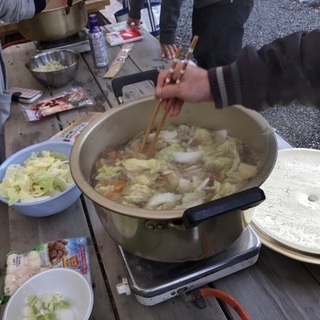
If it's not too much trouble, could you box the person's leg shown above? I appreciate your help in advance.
[192,0,253,69]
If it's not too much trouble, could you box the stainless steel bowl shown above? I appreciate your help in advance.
[25,50,80,88]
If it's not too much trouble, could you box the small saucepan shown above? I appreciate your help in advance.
[17,0,87,42]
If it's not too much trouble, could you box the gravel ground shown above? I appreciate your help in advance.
[175,0,320,149]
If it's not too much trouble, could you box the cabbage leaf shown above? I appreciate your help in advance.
[0,151,73,205]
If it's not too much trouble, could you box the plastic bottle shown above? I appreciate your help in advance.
[88,14,109,68]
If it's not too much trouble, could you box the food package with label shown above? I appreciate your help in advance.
[21,87,95,122]
[106,26,143,46]
[103,43,134,79]
[49,112,102,144]
[0,237,91,304]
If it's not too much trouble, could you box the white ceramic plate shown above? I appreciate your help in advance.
[251,226,320,264]
[251,148,320,257]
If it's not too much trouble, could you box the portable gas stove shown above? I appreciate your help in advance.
[116,226,260,306]
[34,30,90,53]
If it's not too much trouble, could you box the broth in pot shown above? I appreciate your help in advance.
[91,124,259,211]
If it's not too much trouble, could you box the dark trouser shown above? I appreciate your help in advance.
[192,0,253,69]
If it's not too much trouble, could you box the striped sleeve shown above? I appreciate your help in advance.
[208,30,320,112]
[208,63,243,109]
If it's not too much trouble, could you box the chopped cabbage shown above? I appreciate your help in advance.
[122,184,153,205]
[153,129,179,143]
[0,151,73,205]
[33,61,66,72]
[173,150,203,164]
[146,192,183,208]
[95,165,122,181]
[130,173,159,185]
[122,158,167,174]
[181,190,206,207]
[155,143,185,162]
[193,128,213,144]
[92,124,259,210]
[212,182,239,200]
[238,163,258,179]
[212,129,228,143]
[203,156,234,172]
[177,178,191,193]
[24,293,71,320]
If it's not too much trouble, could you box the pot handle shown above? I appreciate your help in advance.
[65,0,73,14]
[112,69,159,104]
[182,187,265,229]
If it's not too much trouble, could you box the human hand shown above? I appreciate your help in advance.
[155,62,213,117]
[127,17,142,28]
[161,44,179,59]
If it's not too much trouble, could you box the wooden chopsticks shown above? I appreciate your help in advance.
[138,46,183,153]
[139,35,199,156]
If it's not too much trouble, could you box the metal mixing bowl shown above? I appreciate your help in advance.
[25,50,80,88]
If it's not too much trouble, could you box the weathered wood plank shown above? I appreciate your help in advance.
[82,28,171,108]
[213,246,320,320]
[1,44,116,319]
[4,42,110,136]
[0,200,116,319]
[0,202,10,271]
[305,263,320,283]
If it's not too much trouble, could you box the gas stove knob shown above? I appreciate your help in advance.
[116,277,131,296]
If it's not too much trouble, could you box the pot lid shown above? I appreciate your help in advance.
[251,148,320,257]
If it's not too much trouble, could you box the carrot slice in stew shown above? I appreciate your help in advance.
[113,181,127,192]
[106,193,121,201]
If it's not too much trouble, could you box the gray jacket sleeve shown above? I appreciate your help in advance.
[159,0,184,45]
[128,0,146,20]
[0,0,38,23]
[208,30,320,111]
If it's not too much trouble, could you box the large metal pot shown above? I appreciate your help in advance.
[17,0,87,42]
[70,91,278,262]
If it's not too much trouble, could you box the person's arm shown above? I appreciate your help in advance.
[156,30,320,115]
[209,30,320,111]
[0,0,48,23]
[159,0,184,44]
[155,63,211,116]
[159,0,184,59]
[127,0,145,27]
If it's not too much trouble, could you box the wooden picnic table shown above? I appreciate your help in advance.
[1,25,320,320]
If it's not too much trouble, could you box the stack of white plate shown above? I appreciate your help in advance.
[251,148,320,264]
